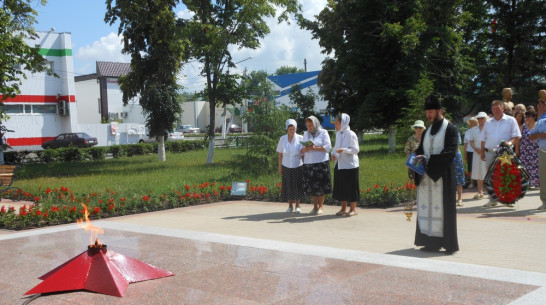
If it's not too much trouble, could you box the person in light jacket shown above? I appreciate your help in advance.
[301,116,332,215]
[276,119,305,213]
[331,113,360,216]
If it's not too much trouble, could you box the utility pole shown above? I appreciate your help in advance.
[304,58,307,72]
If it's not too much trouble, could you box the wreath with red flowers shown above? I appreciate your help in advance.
[484,142,530,205]
[492,160,522,204]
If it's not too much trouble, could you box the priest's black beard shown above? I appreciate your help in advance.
[430,113,444,135]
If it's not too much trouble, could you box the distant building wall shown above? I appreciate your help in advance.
[2,31,78,150]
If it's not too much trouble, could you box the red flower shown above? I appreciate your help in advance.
[51,206,60,212]
[374,184,379,188]
[36,210,42,216]
[142,195,150,202]
[108,203,115,211]
[0,206,5,213]
[8,206,15,212]
[71,206,77,212]
[45,188,52,194]
[185,185,191,190]
[94,207,100,213]
[98,199,104,204]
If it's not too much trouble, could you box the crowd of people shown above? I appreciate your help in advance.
[275,88,546,255]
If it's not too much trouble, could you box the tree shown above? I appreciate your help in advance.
[275,65,304,75]
[485,0,546,104]
[105,0,187,161]
[303,0,478,151]
[181,0,300,165]
[301,0,425,151]
[239,79,292,176]
[288,83,318,131]
[1,0,53,163]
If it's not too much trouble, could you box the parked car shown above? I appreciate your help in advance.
[178,125,201,134]
[42,133,98,149]
[215,124,242,133]
[138,131,184,143]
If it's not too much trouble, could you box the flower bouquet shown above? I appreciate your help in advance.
[483,141,530,204]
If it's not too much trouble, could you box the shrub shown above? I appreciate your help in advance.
[58,147,86,162]
[124,143,153,157]
[36,149,59,163]
[108,145,125,158]
[87,147,107,161]
[3,150,30,165]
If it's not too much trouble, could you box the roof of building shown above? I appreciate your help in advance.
[267,70,321,89]
[96,61,131,78]
[74,73,97,82]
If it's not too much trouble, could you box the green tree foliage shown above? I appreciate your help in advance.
[275,65,304,75]
[485,0,546,104]
[288,83,319,131]
[0,0,53,105]
[302,0,425,131]
[239,79,292,175]
[105,0,187,161]
[181,0,300,165]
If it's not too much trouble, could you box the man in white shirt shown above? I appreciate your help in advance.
[480,100,522,207]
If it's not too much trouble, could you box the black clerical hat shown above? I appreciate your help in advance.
[424,95,442,110]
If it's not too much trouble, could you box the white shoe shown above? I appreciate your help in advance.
[286,207,293,213]
[456,200,464,207]
[468,184,475,189]
[537,204,546,210]
[473,193,484,200]
[483,200,498,207]
[294,207,301,213]
[316,209,323,215]
[309,209,317,215]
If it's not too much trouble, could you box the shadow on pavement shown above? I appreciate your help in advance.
[222,212,344,223]
[386,248,449,258]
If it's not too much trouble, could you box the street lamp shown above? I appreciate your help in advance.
[221,56,253,139]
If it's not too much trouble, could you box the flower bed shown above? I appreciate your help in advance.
[0,181,416,230]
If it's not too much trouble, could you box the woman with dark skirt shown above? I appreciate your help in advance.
[276,119,305,213]
[301,116,332,215]
[331,113,360,216]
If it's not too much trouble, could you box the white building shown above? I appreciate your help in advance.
[75,61,145,125]
[2,31,78,150]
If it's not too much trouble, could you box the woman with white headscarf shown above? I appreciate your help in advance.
[301,115,332,215]
[276,119,305,213]
[331,113,360,216]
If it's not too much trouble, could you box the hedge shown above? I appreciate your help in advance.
[3,140,207,165]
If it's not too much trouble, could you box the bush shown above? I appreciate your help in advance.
[124,143,153,157]
[58,147,86,162]
[87,147,107,161]
[3,150,30,165]
[36,149,59,163]
[108,145,125,158]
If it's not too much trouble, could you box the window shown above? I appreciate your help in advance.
[24,105,31,114]
[32,104,57,114]
[3,105,24,114]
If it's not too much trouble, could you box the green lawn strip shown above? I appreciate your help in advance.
[1,135,416,230]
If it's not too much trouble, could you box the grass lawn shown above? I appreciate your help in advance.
[14,134,409,195]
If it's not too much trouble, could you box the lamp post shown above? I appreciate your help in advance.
[221,56,252,139]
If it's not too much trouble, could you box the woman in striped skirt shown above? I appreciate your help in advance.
[276,119,305,213]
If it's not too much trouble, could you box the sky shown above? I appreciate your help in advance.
[33,0,329,93]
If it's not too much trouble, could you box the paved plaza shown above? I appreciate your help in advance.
[1,189,545,304]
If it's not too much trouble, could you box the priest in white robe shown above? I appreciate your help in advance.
[414,95,459,255]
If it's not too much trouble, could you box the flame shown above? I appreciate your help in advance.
[77,203,104,248]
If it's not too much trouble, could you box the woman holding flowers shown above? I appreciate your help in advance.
[276,119,305,213]
[301,116,332,215]
[331,113,360,216]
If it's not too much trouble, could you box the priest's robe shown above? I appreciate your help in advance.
[414,118,459,253]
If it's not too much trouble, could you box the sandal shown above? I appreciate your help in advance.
[345,211,358,217]
[335,210,346,216]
